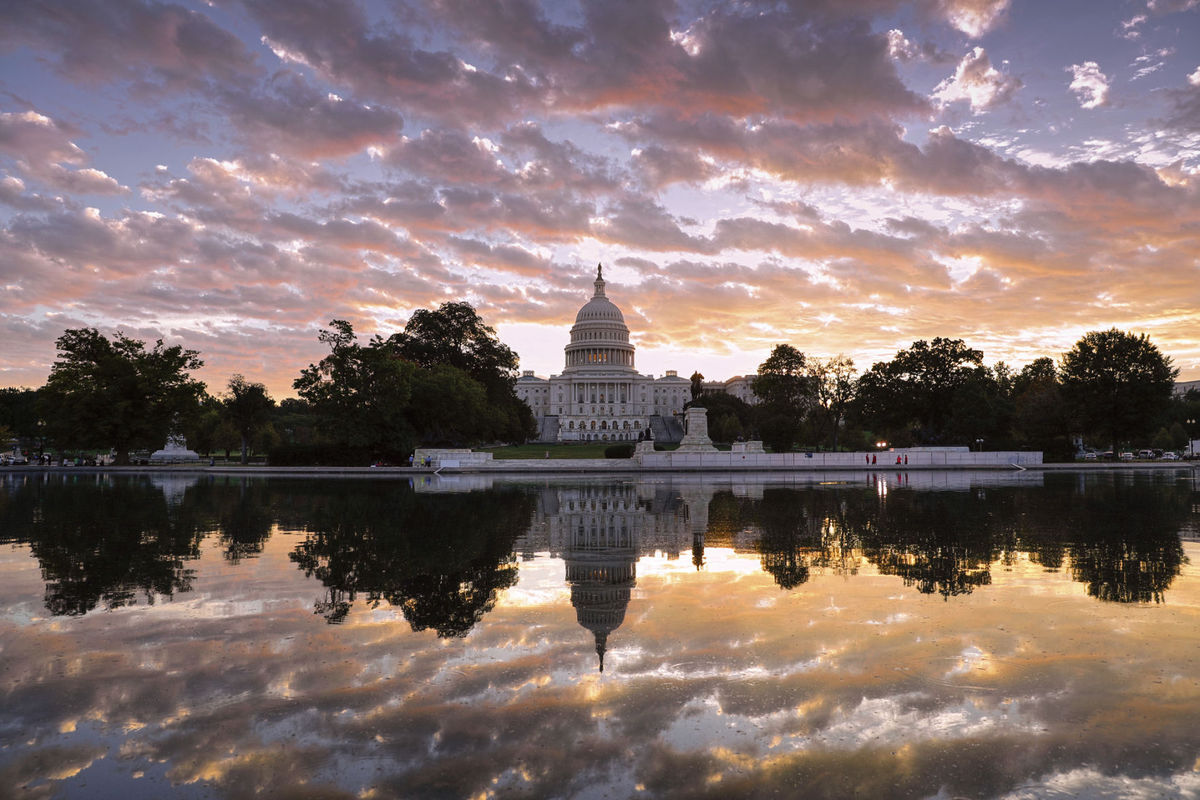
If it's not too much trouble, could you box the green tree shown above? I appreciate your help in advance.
[0,387,41,451]
[944,365,1014,449]
[753,345,812,412]
[294,320,415,458]
[809,355,856,449]
[855,338,985,444]
[185,397,223,457]
[1059,329,1178,453]
[39,329,205,465]
[273,398,317,445]
[1012,357,1070,459]
[1151,427,1174,451]
[689,392,752,443]
[1169,422,1188,451]
[222,374,275,464]
[752,344,815,451]
[406,364,491,445]
[391,302,535,444]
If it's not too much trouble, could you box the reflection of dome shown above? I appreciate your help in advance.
[561,485,639,672]
[568,556,634,672]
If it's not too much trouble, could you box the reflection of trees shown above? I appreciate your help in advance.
[185,477,276,562]
[1042,474,1187,603]
[0,476,205,615]
[720,473,1189,603]
[708,489,864,590]
[288,484,534,634]
[858,490,998,598]
[757,489,823,589]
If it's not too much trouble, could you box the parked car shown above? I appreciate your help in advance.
[1162,452,1180,461]
[1082,451,1098,461]
[1119,451,1134,461]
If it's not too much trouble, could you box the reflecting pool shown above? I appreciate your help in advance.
[1,469,1199,799]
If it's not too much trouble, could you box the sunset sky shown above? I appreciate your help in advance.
[2,0,1199,397]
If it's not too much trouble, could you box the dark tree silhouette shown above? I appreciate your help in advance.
[39,329,205,464]
[1060,329,1178,454]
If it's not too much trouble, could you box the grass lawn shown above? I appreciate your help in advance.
[482,443,680,459]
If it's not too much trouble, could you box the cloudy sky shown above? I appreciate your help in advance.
[2,0,1199,396]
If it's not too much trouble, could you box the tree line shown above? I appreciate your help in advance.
[0,314,1193,464]
[0,302,535,466]
[690,329,1193,459]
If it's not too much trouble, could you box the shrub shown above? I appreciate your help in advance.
[604,443,635,459]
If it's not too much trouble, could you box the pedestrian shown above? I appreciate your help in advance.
[871,454,876,465]
[904,455,908,465]
[896,455,902,465]
[865,454,869,464]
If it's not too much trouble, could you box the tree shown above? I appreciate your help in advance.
[753,345,812,413]
[39,329,205,465]
[855,338,984,444]
[294,320,415,457]
[1059,329,1178,453]
[1011,358,1070,459]
[809,355,856,449]
[391,302,518,389]
[391,302,534,444]
[690,371,705,401]
[185,396,223,457]
[0,387,41,451]
[752,345,815,451]
[944,365,1014,449]
[406,364,491,445]
[689,392,752,443]
[223,375,275,464]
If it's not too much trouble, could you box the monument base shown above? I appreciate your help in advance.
[675,406,718,452]
[150,434,200,463]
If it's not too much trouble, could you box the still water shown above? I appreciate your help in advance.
[1,469,1199,799]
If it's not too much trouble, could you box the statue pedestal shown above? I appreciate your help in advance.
[675,407,717,453]
[150,434,200,463]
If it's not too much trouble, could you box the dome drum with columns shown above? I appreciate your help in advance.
[516,264,693,443]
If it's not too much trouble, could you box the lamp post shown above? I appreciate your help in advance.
[975,438,984,452]
[1187,418,1196,457]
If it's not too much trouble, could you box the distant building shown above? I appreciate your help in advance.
[516,265,691,443]
[1173,379,1200,397]
[515,265,761,443]
[702,375,758,406]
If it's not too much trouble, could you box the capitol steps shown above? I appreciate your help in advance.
[648,415,684,444]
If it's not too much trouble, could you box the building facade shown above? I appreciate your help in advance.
[516,265,692,442]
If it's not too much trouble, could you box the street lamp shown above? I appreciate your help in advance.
[975,438,984,452]
[1187,418,1196,457]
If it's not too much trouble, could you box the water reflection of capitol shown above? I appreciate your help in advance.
[519,482,707,671]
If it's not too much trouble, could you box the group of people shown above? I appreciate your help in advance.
[866,454,908,465]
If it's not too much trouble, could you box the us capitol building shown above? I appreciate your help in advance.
[516,265,755,443]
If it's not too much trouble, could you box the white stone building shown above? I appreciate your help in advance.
[516,265,693,443]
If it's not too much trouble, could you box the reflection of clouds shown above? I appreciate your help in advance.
[1,481,1199,798]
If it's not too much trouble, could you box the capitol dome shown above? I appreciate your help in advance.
[564,264,636,373]
[574,274,625,324]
